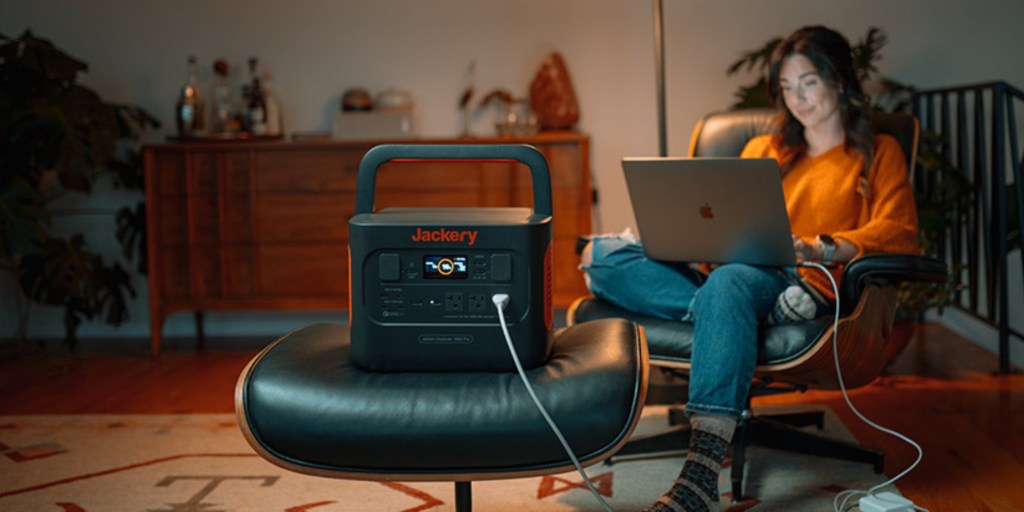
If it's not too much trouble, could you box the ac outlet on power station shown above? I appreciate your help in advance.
[444,292,464,312]
[468,293,489,312]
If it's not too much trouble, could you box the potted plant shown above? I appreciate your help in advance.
[0,30,159,345]
[724,27,974,362]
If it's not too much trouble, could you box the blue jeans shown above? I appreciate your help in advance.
[581,235,800,420]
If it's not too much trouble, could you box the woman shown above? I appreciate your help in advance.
[580,26,919,511]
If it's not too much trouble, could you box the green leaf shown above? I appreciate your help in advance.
[17,234,136,344]
[851,27,888,82]
[51,85,119,192]
[1,31,123,192]
[116,202,147,273]
[0,30,87,87]
[107,147,147,191]
[95,261,135,325]
[730,78,773,110]
[0,178,51,258]
[113,104,162,140]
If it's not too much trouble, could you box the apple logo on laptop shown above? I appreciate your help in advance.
[699,202,714,219]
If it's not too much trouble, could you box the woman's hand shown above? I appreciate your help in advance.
[792,236,820,261]
[792,235,856,264]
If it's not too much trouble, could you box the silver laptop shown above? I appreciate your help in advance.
[622,157,796,267]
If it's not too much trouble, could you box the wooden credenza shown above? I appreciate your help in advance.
[143,132,592,356]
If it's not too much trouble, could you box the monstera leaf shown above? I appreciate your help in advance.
[1,53,118,192]
[0,30,84,87]
[0,178,49,260]
[731,77,773,110]
[17,235,135,345]
[116,201,147,274]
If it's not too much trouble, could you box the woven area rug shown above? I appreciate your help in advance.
[0,405,890,511]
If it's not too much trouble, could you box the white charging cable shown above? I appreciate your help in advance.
[492,293,615,512]
[798,262,929,512]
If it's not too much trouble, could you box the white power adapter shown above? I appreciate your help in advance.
[858,492,915,512]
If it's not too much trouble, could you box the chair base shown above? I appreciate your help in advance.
[455,481,471,512]
[606,409,884,502]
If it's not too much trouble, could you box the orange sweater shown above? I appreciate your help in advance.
[740,134,920,300]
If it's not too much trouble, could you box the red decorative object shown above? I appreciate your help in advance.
[529,52,580,130]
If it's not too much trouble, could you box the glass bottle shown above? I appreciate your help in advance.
[175,56,205,137]
[210,58,238,136]
[244,57,267,135]
[262,70,282,136]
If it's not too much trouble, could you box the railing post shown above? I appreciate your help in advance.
[992,86,1010,374]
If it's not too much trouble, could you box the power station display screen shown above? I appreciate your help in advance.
[423,255,468,279]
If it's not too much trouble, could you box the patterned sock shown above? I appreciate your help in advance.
[766,285,818,325]
[643,414,737,512]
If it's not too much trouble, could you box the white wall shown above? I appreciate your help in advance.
[3,0,1023,346]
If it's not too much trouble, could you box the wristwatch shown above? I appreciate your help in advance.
[818,234,837,264]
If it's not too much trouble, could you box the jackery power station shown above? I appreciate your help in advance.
[348,144,554,372]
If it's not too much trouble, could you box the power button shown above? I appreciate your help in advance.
[491,253,511,282]
[379,253,400,281]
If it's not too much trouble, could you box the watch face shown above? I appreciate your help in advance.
[818,234,836,263]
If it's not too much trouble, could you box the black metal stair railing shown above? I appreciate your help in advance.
[913,81,1024,373]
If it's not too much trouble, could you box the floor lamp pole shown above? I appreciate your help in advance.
[653,0,667,157]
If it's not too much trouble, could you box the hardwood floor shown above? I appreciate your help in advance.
[1,323,1022,511]
[755,323,1024,512]
[0,336,263,414]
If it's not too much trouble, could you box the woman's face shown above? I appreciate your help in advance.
[779,53,841,132]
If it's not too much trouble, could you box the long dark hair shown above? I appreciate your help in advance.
[767,26,874,179]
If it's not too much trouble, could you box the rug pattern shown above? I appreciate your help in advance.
[0,406,887,511]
